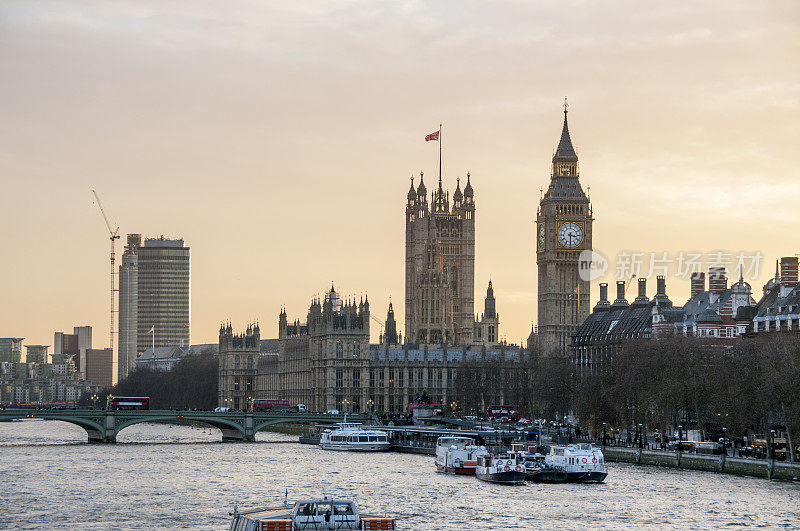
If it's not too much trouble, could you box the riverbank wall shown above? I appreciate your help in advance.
[603,446,800,481]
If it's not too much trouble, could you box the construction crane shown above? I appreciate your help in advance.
[92,190,120,372]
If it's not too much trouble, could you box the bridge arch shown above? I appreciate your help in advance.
[114,415,247,442]
[21,415,108,443]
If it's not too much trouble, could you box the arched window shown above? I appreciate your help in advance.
[336,342,343,359]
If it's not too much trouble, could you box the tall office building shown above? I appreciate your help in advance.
[85,348,113,388]
[54,326,92,373]
[118,234,190,381]
[0,338,24,363]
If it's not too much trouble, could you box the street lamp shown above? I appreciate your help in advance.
[769,429,776,461]
[602,422,607,449]
[342,399,350,413]
[722,427,727,456]
[678,425,683,453]
[638,423,643,449]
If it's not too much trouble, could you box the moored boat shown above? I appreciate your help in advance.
[229,497,395,530]
[435,436,488,475]
[319,421,390,451]
[544,443,607,483]
[475,453,526,485]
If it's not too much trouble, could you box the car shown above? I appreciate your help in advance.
[326,409,339,415]
[214,407,231,412]
[297,404,307,413]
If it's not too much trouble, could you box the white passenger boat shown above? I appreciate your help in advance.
[544,443,607,483]
[319,421,389,451]
[475,452,526,485]
[229,497,396,530]
[435,436,488,475]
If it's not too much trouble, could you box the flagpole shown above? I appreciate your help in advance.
[438,123,442,183]
[152,325,155,354]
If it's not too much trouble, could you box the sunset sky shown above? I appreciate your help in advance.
[1,1,798,348]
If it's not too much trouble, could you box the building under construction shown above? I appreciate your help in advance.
[118,234,190,382]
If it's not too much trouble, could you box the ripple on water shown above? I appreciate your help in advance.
[1,421,800,529]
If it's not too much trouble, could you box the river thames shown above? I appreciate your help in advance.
[1,420,799,529]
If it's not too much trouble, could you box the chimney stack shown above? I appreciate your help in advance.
[780,257,798,287]
[708,267,727,295]
[612,280,629,307]
[657,275,667,296]
[690,272,705,298]
[635,278,648,302]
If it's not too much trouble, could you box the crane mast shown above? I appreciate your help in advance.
[92,190,120,381]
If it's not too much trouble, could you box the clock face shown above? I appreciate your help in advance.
[558,222,583,248]
[538,224,545,250]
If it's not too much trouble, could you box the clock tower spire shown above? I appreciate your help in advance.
[536,101,593,357]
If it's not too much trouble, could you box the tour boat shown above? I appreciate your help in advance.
[319,421,390,451]
[544,443,607,483]
[475,452,526,485]
[435,436,488,475]
[229,497,395,530]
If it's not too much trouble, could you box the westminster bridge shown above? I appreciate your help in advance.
[0,409,370,443]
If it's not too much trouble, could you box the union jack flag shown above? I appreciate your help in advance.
[425,130,440,142]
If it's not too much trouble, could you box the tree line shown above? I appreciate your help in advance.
[80,350,218,410]
[452,336,800,461]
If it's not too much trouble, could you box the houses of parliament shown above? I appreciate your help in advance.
[218,108,590,410]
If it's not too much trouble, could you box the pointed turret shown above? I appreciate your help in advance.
[407,176,416,202]
[464,172,473,198]
[553,102,578,163]
[417,171,427,197]
[453,177,463,203]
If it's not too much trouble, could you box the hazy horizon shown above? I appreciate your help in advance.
[1,1,798,348]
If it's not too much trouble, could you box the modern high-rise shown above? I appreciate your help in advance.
[54,326,92,373]
[25,345,49,365]
[405,172,475,345]
[536,105,593,356]
[0,338,24,364]
[118,234,190,381]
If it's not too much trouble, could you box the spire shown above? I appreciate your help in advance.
[407,176,416,201]
[417,171,426,197]
[464,172,473,198]
[553,97,578,163]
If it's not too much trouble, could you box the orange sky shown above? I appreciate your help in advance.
[1,1,798,348]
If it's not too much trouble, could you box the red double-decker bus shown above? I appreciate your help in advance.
[485,405,520,421]
[251,399,292,413]
[107,396,151,411]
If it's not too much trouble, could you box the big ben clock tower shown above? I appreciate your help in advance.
[536,101,593,356]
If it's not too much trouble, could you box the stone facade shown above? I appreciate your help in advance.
[537,107,593,356]
[219,287,522,413]
[217,323,259,411]
[405,171,475,345]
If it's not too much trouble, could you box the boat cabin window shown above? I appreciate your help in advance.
[359,436,368,442]
[334,503,354,515]
[369,436,377,442]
